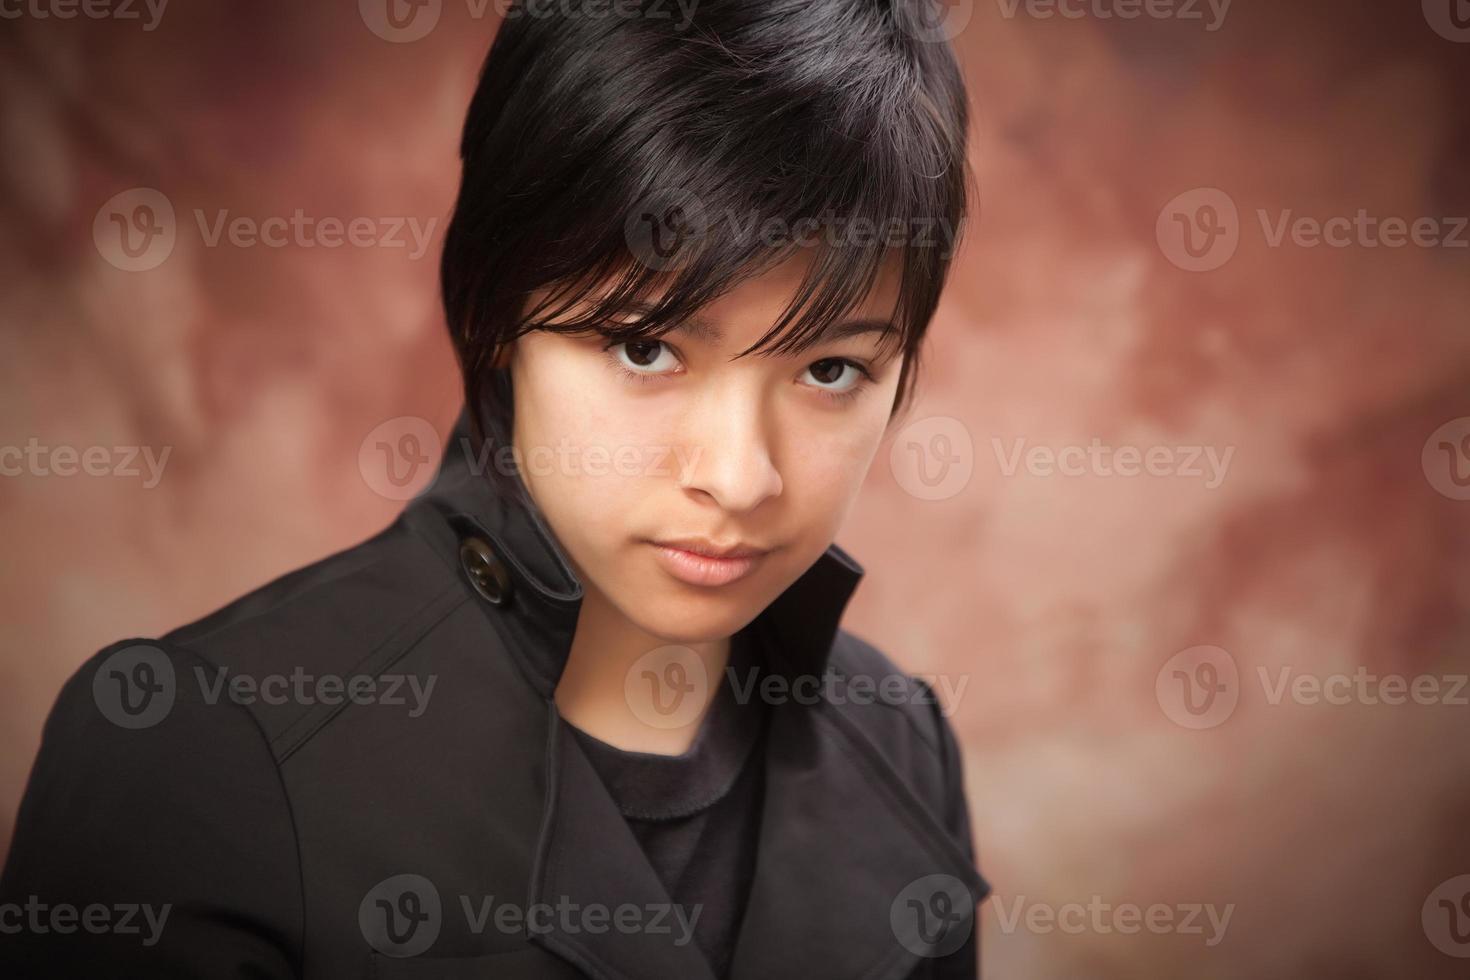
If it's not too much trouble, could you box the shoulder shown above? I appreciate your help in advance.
[24,635,300,831]
[24,499,473,797]
[826,626,964,752]
[1,510,465,966]
[163,507,462,679]
[144,504,469,744]
[814,627,989,910]
[2,635,306,972]
[821,627,973,823]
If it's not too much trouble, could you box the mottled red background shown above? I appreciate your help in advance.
[2,0,1468,975]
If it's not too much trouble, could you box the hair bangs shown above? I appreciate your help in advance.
[516,141,964,390]
[443,0,972,439]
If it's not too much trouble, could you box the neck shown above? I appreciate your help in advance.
[553,579,731,756]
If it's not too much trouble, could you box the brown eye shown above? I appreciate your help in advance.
[624,340,664,367]
[800,357,868,396]
[808,358,847,385]
[608,338,681,376]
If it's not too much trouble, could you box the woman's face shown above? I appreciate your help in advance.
[508,256,905,645]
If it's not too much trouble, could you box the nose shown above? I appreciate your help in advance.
[678,381,783,514]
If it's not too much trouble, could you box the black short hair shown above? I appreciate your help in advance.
[441,0,972,448]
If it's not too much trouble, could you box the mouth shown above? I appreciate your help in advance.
[648,537,772,587]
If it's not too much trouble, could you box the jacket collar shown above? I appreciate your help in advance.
[406,396,984,980]
[415,394,867,699]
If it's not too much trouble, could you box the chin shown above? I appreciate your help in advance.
[616,586,761,646]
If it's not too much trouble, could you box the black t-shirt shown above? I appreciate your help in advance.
[568,626,769,979]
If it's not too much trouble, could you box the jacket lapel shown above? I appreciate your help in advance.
[421,402,983,979]
[726,692,986,980]
[526,709,719,980]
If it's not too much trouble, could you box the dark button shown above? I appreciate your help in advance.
[459,537,513,606]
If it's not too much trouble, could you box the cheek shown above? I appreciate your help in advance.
[511,343,666,539]
[776,404,890,535]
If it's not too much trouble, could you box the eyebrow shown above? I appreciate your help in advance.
[609,301,894,346]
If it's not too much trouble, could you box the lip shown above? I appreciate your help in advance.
[649,539,770,587]
[654,537,769,559]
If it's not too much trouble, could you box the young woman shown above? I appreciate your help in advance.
[0,1,989,977]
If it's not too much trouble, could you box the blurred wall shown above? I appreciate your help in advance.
[2,1,1468,976]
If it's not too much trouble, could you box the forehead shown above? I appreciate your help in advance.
[691,253,903,340]
[530,251,904,350]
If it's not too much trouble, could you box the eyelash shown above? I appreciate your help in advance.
[598,335,875,404]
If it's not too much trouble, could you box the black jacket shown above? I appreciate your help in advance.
[0,409,991,979]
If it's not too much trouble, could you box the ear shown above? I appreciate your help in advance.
[491,343,514,370]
